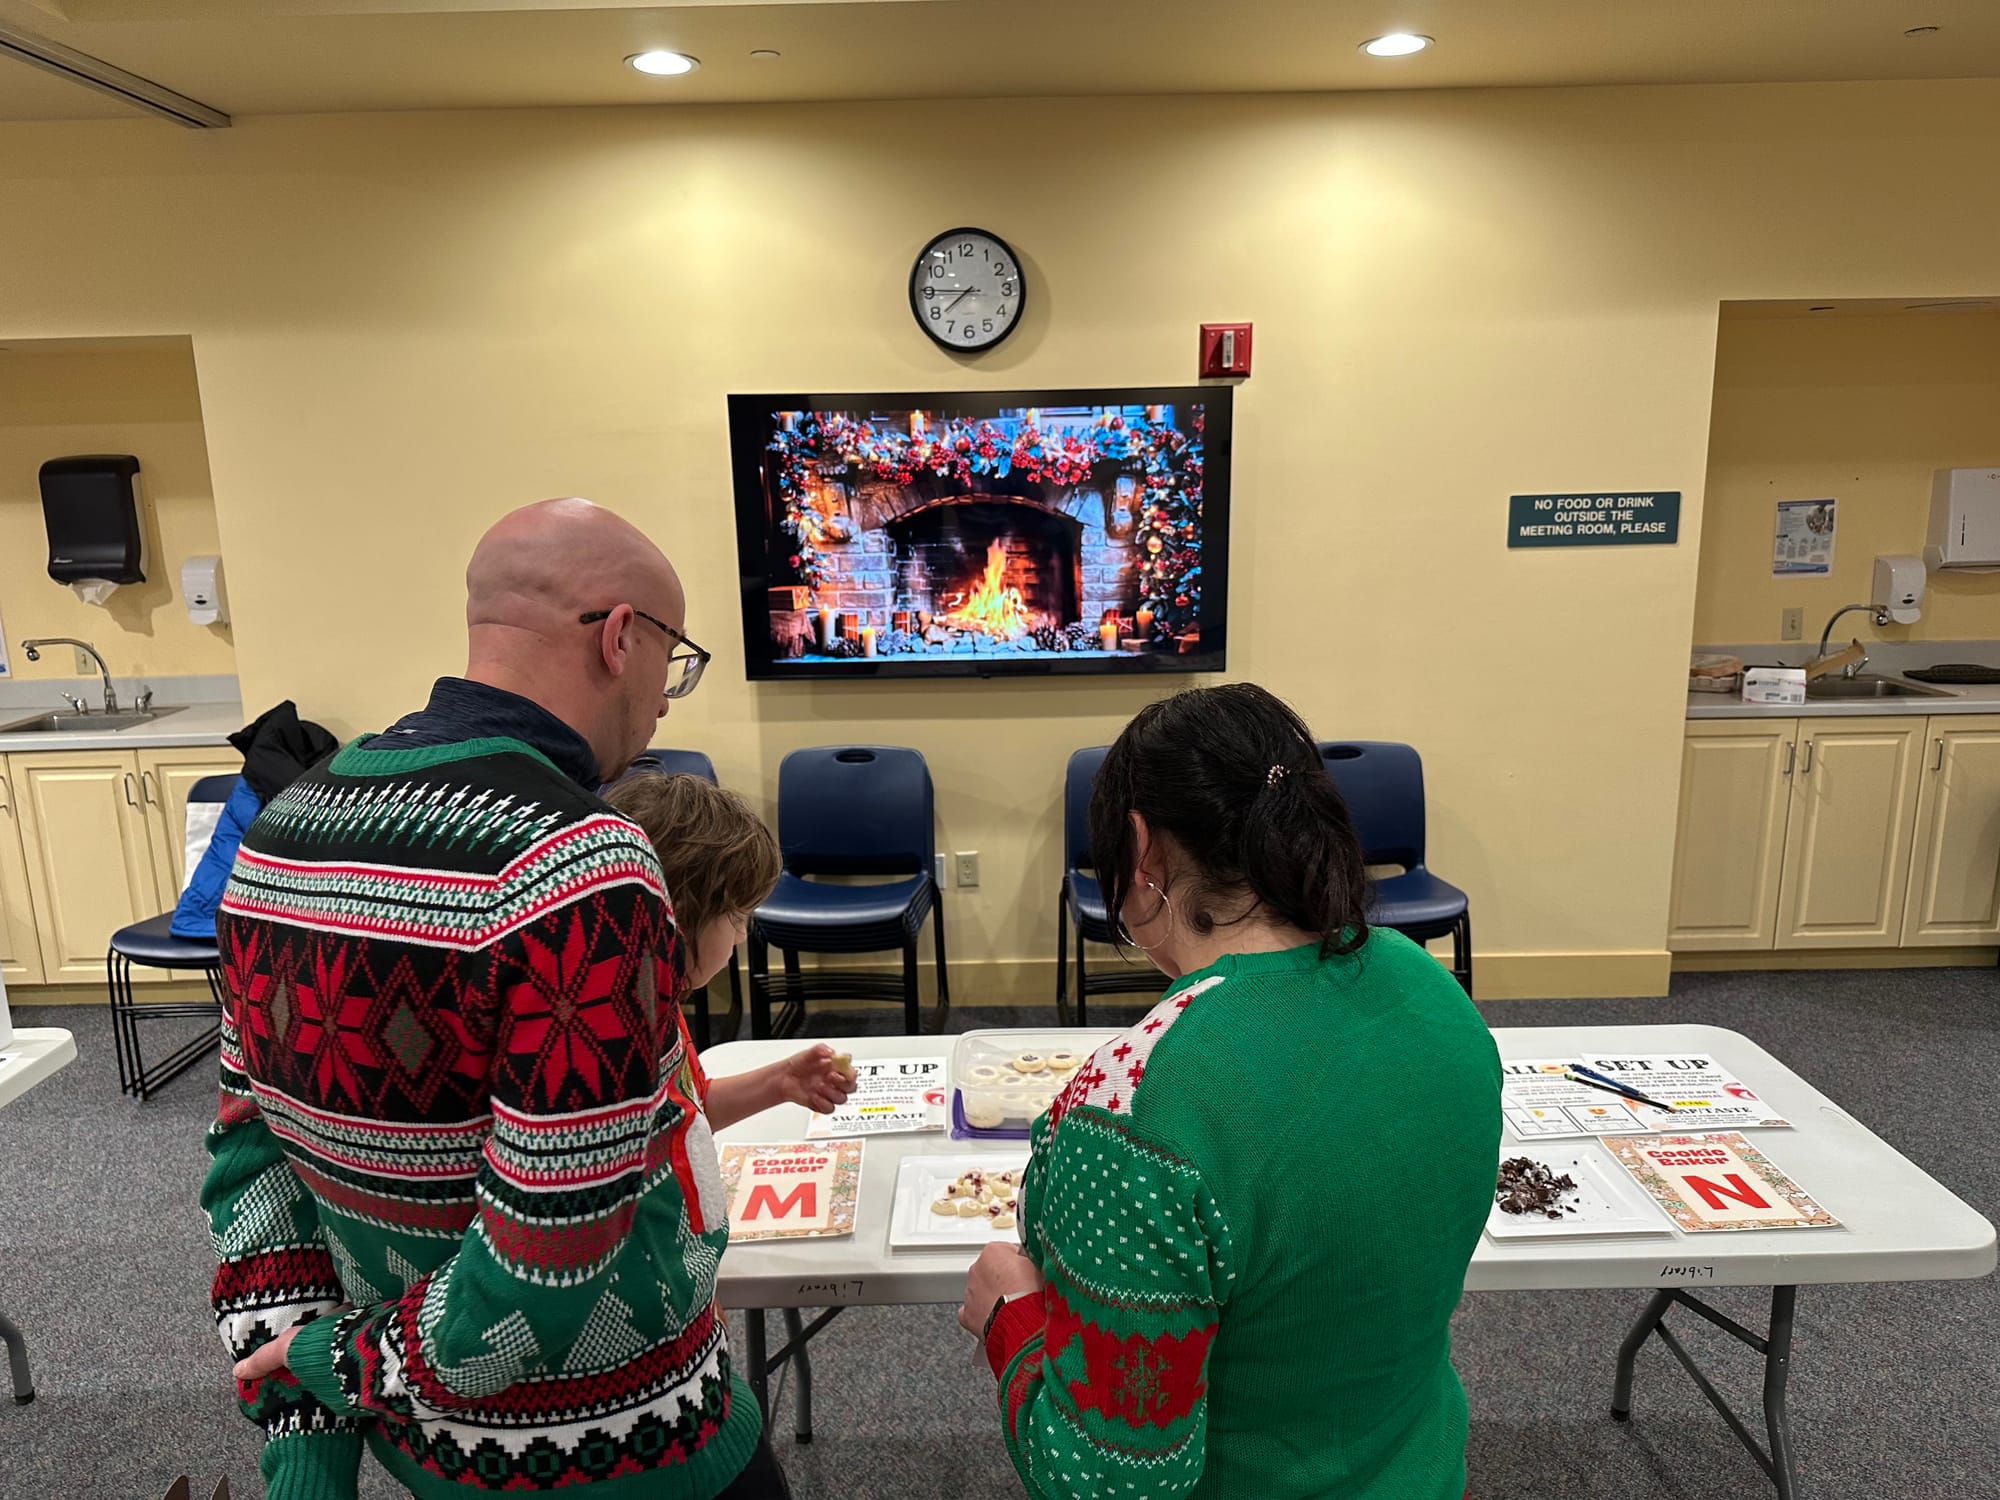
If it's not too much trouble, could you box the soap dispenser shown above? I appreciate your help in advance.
[1872,554,1926,625]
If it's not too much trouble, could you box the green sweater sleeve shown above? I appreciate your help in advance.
[202,1012,364,1500]
[284,874,683,1420]
[986,1104,1233,1500]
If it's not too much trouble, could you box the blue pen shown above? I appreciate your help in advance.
[1569,1064,1678,1114]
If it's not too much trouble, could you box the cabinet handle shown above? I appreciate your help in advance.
[1783,742,1796,776]
[0,772,10,814]
[141,770,159,805]
[1933,738,1946,773]
[1800,740,1815,775]
[122,772,138,808]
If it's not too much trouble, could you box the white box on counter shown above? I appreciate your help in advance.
[1742,667,1807,705]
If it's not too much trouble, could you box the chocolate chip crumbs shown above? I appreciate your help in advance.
[1496,1156,1579,1220]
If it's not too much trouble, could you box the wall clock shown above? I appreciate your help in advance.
[909,227,1025,353]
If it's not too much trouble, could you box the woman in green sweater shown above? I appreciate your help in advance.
[960,683,1500,1499]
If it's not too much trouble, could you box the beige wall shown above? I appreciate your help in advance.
[1697,308,2000,645]
[3,81,1998,996]
[0,342,236,682]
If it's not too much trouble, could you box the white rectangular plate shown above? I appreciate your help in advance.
[889,1152,1031,1251]
[1485,1143,1676,1241]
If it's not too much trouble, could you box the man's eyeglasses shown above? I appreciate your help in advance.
[579,608,710,700]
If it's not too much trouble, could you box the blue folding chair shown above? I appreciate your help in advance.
[1056,746,1165,1025]
[1317,741,1472,995]
[748,746,949,1039]
[608,749,741,1049]
[106,773,237,1101]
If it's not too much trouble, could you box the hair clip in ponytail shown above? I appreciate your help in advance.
[1265,764,1290,786]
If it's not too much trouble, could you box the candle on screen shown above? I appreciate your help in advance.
[1136,607,1155,637]
[1100,621,1119,652]
[817,607,835,649]
[861,626,878,657]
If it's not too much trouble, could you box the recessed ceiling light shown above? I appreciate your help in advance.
[627,51,699,76]
[750,49,781,61]
[1360,33,1432,57]
[1904,26,1941,38]
[1809,305,1837,313]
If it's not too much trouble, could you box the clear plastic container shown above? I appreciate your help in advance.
[949,1027,1121,1140]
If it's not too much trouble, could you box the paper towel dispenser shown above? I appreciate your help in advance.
[40,454,146,586]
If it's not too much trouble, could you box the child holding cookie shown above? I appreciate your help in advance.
[605,771,856,1127]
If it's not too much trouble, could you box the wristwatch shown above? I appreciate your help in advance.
[982,1290,1034,1343]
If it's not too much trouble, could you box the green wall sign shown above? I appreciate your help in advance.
[1508,491,1680,548]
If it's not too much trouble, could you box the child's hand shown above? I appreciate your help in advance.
[779,1044,858,1114]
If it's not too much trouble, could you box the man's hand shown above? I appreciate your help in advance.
[958,1242,1045,1339]
[234,1322,302,1383]
[778,1044,858,1114]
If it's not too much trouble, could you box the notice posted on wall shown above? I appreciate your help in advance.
[1503,1054,1791,1140]
[1773,498,1837,575]
[719,1140,863,1242]
[805,1055,948,1138]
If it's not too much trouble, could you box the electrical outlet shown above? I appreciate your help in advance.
[74,647,94,674]
[935,853,947,888]
[1781,607,1804,642]
[955,851,980,888]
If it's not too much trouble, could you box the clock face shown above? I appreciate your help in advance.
[909,228,1025,353]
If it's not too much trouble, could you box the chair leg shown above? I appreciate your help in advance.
[781,949,804,1038]
[721,950,745,1046]
[689,979,712,1052]
[748,932,773,1040]
[930,895,950,1031]
[1454,910,1474,998]
[901,934,921,1036]
[1074,917,1091,1029]
[1055,884,1072,1026]
[107,949,134,1098]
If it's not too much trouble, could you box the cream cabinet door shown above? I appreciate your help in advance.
[139,747,245,903]
[8,750,161,985]
[0,765,46,986]
[1902,715,2000,946]
[1668,720,1800,952]
[1775,718,1926,949]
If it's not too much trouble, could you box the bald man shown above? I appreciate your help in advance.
[201,500,791,1500]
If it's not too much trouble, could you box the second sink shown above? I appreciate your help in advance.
[1804,675,1956,700]
[0,708,181,734]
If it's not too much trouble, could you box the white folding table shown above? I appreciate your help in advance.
[0,1027,80,1406]
[708,1023,1995,1497]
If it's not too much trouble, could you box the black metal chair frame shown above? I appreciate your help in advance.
[108,941,225,1101]
[1055,874,1162,1026]
[747,889,951,1040]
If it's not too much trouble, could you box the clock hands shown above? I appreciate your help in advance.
[944,288,976,313]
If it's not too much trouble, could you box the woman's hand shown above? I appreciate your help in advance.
[778,1044,857,1114]
[233,1322,302,1382]
[958,1242,1045,1338]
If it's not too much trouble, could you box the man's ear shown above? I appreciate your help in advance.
[597,603,636,678]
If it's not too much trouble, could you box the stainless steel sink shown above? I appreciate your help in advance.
[0,707,182,734]
[1804,675,1956,700]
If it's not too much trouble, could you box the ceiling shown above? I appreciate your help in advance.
[3,0,1999,123]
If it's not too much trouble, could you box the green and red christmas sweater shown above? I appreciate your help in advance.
[200,732,759,1500]
[983,933,1502,1500]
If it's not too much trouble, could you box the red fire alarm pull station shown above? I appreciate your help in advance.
[1199,322,1252,378]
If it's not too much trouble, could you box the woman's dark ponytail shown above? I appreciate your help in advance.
[1089,684,1371,957]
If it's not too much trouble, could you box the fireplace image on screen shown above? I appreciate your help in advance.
[729,388,1231,680]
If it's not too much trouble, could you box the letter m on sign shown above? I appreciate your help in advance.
[744,1182,817,1220]
[1684,1173,1770,1212]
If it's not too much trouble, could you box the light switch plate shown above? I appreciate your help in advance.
[935,853,947,888]
[75,646,94,674]
[1781,607,1803,642]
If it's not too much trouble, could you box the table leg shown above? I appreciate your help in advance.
[0,1308,35,1404]
[1607,1285,1803,1499]
[743,1308,768,1415]
[783,1308,812,1445]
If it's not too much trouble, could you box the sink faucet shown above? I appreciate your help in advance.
[1814,605,1888,680]
[19,638,117,713]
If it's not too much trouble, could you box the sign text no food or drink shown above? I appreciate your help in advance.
[1509,492,1680,548]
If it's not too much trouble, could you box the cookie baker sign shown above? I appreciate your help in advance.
[718,1139,865,1241]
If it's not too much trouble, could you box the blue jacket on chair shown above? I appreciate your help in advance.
[168,776,262,941]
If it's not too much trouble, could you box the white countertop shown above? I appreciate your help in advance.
[0,698,244,753]
[1688,640,2000,720]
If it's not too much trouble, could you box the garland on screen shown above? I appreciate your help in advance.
[768,409,1205,635]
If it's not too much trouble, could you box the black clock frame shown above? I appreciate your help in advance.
[908,226,1026,354]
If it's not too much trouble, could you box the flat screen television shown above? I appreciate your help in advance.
[728,386,1231,681]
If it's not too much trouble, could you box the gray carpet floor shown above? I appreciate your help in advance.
[3,969,1996,1499]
